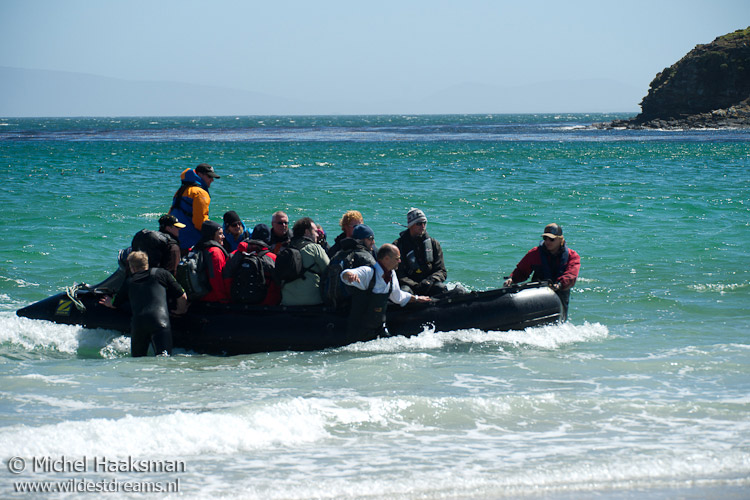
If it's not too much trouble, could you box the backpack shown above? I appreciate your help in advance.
[274,239,314,286]
[175,249,211,301]
[321,248,376,309]
[228,249,271,304]
[131,229,169,269]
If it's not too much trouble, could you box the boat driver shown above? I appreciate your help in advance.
[503,223,581,318]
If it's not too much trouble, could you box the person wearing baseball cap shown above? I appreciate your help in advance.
[503,223,581,318]
[392,208,449,297]
[159,213,186,230]
[168,163,220,252]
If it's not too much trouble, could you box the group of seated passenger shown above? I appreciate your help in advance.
[181,208,452,308]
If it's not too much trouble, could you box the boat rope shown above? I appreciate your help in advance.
[65,284,87,312]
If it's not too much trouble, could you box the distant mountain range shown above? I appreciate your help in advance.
[0,66,641,117]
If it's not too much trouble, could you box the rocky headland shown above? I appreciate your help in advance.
[603,27,750,129]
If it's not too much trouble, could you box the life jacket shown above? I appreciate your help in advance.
[321,239,377,310]
[346,266,392,342]
[127,268,171,331]
[536,244,572,317]
[274,238,315,286]
[169,168,208,249]
[131,229,172,270]
[535,244,570,282]
[222,223,251,253]
[404,236,434,275]
[225,244,274,304]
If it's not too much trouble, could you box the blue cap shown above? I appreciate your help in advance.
[352,224,374,240]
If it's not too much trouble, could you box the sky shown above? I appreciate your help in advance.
[1,0,748,115]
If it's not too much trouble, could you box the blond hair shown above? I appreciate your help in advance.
[339,210,363,230]
[127,251,149,273]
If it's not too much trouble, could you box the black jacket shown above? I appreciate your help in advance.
[393,230,447,291]
[269,229,292,254]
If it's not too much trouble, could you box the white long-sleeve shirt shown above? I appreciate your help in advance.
[340,262,413,307]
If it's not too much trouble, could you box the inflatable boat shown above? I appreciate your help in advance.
[16,273,563,355]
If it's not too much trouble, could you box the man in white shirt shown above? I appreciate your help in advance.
[341,243,430,341]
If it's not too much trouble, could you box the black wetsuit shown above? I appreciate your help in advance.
[114,268,185,357]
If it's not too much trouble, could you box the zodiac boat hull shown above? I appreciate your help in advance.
[16,276,563,355]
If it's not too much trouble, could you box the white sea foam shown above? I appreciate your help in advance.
[0,313,129,357]
[343,321,609,353]
[690,282,749,294]
[3,388,749,499]
[0,314,82,354]
[17,373,81,385]
[0,398,343,458]
[0,274,39,288]
[2,394,519,459]
[182,436,750,500]
[12,393,98,411]
[558,125,588,131]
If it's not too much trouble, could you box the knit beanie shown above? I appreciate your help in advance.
[200,220,222,241]
[352,224,374,240]
[407,208,427,227]
[223,211,241,226]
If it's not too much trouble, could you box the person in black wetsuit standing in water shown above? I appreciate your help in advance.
[100,251,188,357]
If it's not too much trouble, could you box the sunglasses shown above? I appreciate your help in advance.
[543,236,557,241]
[230,222,243,228]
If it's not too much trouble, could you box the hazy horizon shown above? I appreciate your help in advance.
[0,66,644,117]
[1,0,748,117]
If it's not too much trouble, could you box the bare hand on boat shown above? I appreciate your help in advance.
[99,295,115,309]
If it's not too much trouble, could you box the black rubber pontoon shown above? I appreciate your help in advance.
[16,272,563,355]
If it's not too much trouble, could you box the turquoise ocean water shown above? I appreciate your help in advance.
[1,114,749,498]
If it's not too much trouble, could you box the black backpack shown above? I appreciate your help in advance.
[227,249,272,304]
[131,229,169,269]
[274,239,314,285]
[321,248,375,309]
[175,249,211,301]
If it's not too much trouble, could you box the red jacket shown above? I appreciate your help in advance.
[201,245,232,303]
[510,245,580,290]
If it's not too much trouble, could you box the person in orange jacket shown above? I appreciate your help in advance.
[169,163,220,251]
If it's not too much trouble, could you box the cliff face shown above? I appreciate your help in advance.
[612,27,750,128]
